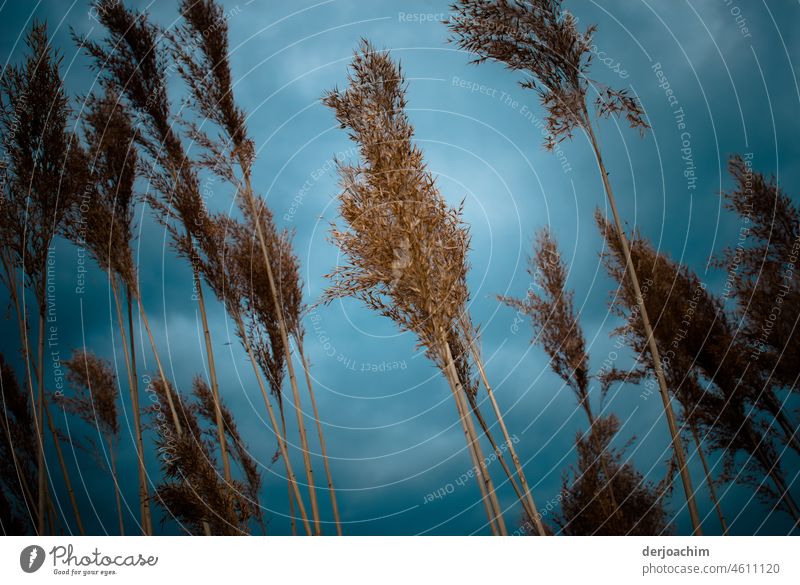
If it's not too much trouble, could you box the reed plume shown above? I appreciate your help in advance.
[557,415,671,535]
[192,377,264,532]
[148,376,255,535]
[447,0,703,533]
[500,229,592,418]
[0,20,85,534]
[500,230,614,515]
[715,156,800,441]
[171,0,338,534]
[60,351,125,534]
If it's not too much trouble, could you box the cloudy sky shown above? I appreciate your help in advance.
[1,0,798,535]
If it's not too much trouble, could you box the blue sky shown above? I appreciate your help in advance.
[1,0,799,535]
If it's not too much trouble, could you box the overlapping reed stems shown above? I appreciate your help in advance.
[456,320,544,534]
[597,214,800,524]
[447,0,702,534]
[148,376,261,535]
[171,0,339,534]
[59,87,156,535]
[0,354,38,533]
[80,1,229,485]
[191,211,313,535]
[0,21,86,534]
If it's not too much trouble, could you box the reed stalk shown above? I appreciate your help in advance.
[233,314,313,535]
[459,316,546,535]
[321,41,529,532]
[110,278,153,534]
[441,336,507,534]
[689,422,727,535]
[107,435,124,535]
[43,404,85,535]
[296,342,343,535]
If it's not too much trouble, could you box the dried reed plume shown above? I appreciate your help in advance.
[502,229,673,533]
[322,40,550,535]
[447,0,702,534]
[61,351,125,534]
[500,229,591,418]
[148,377,256,535]
[557,416,671,535]
[0,20,85,534]
[500,230,614,515]
[171,0,339,534]
[716,156,800,432]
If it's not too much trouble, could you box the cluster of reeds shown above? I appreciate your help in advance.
[2,0,798,538]
[447,0,701,533]
[76,0,286,535]
[0,20,86,535]
[60,86,156,534]
[501,229,670,534]
[80,1,221,482]
[597,211,800,525]
[189,210,313,535]
[169,0,341,535]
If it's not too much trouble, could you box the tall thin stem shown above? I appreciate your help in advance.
[690,422,727,535]
[108,435,125,535]
[43,402,85,535]
[297,339,343,535]
[459,320,546,535]
[442,335,507,535]
[233,314,313,535]
[444,365,498,535]
[111,278,153,535]
[278,402,298,536]
[583,115,703,535]
[36,309,46,534]
[135,290,182,435]
[240,172,321,534]
[193,266,231,483]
